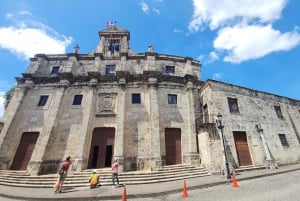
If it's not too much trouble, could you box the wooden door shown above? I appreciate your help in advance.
[11,132,39,170]
[165,128,182,165]
[233,131,252,166]
[88,127,115,169]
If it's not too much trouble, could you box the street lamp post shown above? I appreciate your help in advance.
[216,114,231,180]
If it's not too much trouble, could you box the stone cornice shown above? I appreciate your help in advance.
[16,71,202,87]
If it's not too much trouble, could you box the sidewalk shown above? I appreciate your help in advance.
[1,163,300,201]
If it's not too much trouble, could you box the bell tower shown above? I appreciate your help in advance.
[95,24,130,57]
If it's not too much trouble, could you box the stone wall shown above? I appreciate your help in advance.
[199,80,300,171]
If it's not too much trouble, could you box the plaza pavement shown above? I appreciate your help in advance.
[0,163,300,201]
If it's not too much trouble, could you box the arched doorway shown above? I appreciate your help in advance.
[88,127,115,169]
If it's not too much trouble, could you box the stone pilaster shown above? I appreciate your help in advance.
[114,78,126,172]
[183,81,200,166]
[148,77,162,169]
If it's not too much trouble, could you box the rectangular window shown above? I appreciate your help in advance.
[105,65,116,75]
[168,94,177,104]
[278,134,289,147]
[72,95,83,105]
[228,97,239,113]
[37,95,49,106]
[274,106,284,119]
[132,93,141,104]
[51,66,60,74]
[165,66,175,74]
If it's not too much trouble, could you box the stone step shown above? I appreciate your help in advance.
[235,165,265,173]
[0,165,209,188]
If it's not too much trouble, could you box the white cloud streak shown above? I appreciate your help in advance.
[152,8,160,15]
[140,2,150,14]
[212,73,222,80]
[140,1,160,15]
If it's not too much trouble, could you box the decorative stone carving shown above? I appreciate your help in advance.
[96,93,117,116]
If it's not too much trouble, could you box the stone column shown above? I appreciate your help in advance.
[114,78,126,172]
[148,77,162,170]
[183,81,200,166]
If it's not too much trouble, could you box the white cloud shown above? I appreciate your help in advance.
[152,8,160,15]
[189,0,286,31]
[0,12,72,60]
[197,54,204,61]
[214,24,300,63]
[212,73,222,80]
[188,0,300,64]
[173,28,183,33]
[208,51,219,63]
[140,2,150,14]
[0,92,4,120]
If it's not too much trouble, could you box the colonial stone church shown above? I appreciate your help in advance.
[0,26,300,175]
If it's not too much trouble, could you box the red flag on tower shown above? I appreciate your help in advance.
[106,21,116,27]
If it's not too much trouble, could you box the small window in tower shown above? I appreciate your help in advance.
[38,95,49,106]
[105,65,116,75]
[165,66,175,74]
[132,93,141,104]
[278,134,289,147]
[168,94,177,104]
[51,66,60,74]
[73,95,83,105]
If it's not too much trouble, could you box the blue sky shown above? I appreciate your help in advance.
[0,0,300,119]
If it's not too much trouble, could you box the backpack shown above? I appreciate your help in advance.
[58,165,65,175]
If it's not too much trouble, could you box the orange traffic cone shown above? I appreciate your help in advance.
[182,179,189,198]
[122,185,127,201]
[231,172,239,188]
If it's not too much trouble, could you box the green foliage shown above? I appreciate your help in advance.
[4,86,15,109]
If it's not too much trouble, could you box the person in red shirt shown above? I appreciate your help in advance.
[54,156,73,193]
[111,159,119,188]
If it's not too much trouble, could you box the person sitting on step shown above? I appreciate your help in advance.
[89,169,100,188]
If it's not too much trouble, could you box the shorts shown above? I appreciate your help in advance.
[59,172,67,181]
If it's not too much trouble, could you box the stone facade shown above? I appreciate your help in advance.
[0,26,201,175]
[0,26,299,175]
[198,80,300,172]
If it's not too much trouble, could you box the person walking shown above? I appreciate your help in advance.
[89,169,100,188]
[54,156,73,193]
[111,159,119,188]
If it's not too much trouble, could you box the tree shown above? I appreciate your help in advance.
[4,86,15,109]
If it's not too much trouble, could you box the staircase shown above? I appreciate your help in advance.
[0,165,210,188]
